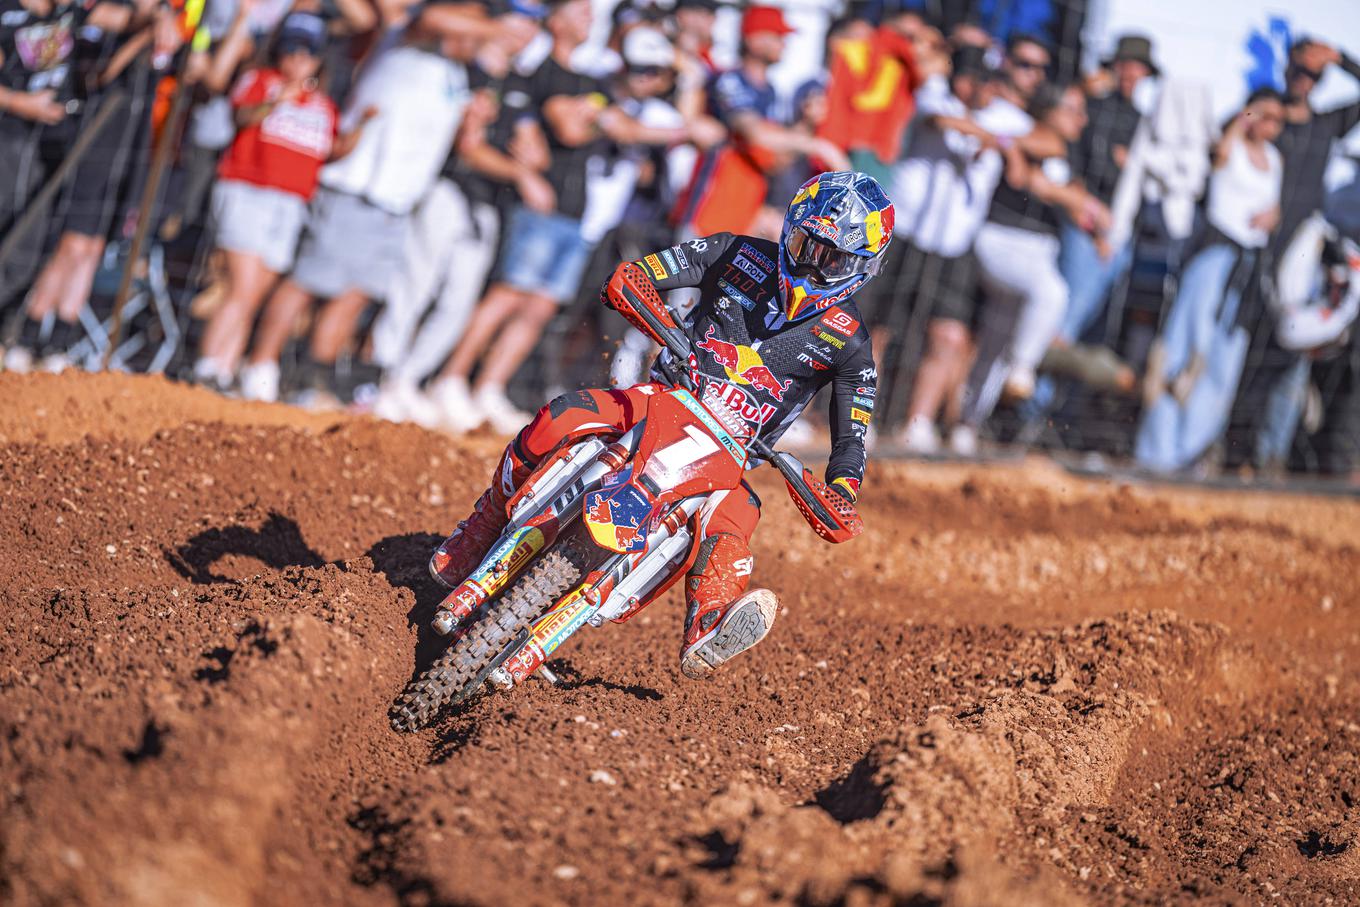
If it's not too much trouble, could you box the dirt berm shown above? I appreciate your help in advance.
[2,371,1357,905]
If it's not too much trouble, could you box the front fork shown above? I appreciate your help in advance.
[489,497,703,690]
[430,429,639,637]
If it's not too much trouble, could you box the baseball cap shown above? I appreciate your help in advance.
[276,11,326,56]
[741,5,794,39]
[623,27,676,69]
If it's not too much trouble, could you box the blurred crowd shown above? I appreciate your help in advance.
[2,0,1359,478]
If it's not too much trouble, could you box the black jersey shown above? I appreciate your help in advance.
[640,232,877,491]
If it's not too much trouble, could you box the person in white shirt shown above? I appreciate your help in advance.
[237,0,525,404]
[1136,87,1285,473]
[886,47,1007,454]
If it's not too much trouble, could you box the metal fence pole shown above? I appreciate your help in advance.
[102,59,194,369]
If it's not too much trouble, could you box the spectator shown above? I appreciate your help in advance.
[237,0,508,404]
[1057,34,1155,353]
[670,0,718,121]
[549,26,708,395]
[190,13,367,391]
[369,2,546,426]
[429,0,719,433]
[999,32,1050,111]
[892,47,1006,453]
[2,0,166,370]
[673,4,848,238]
[956,82,1108,453]
[1136,88,1285,474]
[816,2,922,186]
[1231,38,1360,472]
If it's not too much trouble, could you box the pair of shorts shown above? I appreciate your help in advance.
[290,186,410,299]
[211,179,308,273]
[923,248,980,326]
[498,206,595,303]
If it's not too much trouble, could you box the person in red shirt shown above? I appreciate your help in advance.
[675,5,848,238]
[817,4,923,186]
[192,12,370,389]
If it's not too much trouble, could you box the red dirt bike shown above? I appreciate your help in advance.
[389,266,862,732]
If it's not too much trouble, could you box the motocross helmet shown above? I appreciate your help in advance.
[778,170,895,321]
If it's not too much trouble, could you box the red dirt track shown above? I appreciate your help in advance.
[2,372,1357,905]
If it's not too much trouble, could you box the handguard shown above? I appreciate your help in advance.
[603,262,690,354]
[773,452,864,544]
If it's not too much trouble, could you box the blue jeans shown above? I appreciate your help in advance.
[1255,356,1310,467]
[1135,242,1254,472]
[499,206,595,303]
[1057,219,1132,344]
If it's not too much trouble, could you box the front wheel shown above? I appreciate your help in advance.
[390,549,583,732]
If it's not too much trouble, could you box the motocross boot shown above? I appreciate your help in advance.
[429,443,535,588]
[679,533,777,678]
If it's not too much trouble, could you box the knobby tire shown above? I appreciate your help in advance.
[390,549,582,732]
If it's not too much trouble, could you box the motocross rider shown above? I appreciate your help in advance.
[430,170,894,677]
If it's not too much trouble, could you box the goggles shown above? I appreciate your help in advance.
[785,226,880,286]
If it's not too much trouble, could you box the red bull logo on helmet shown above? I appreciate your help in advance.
[696,326,793,402]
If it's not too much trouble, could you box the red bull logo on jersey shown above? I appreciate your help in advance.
[696,326,793,402]
[705,380,777,429]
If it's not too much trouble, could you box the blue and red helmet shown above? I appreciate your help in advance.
[778,170,895,320]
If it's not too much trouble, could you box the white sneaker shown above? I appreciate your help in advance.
[948,424,979,458]
[373,379,417,423]
[428,376,484,433]
[473,385,531,436]
[39,352,71,374]
[899,416,941,455]
[239,361,281,402]
[3,346,35,374]
[192,357,233,391]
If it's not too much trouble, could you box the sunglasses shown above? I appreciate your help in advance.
[627,65,671,78]
[1010,58,1048,72]
[1288,64,1323,82]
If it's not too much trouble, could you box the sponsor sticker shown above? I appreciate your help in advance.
[660,248,678,273]
[738,242,774,271]
[673,244,690,269]
[852,395,875,408]
[732,254,767,282]
[858,366,878,382]
[717,279,756,311]
[810,327,846,349]
[855,385,876,397]
[850,407,872,425]
[797,352,830,371]
[820,308,860,336]
[643,254,667,281]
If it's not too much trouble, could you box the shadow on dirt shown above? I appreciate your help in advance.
[430,712,484,765]
[367,532,449,681]
[812,750,888,824]
[350,806,478,907]
[545,660,664,701]
[165,512,325,584]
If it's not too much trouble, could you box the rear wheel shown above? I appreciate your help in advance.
[390,549,583,732]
